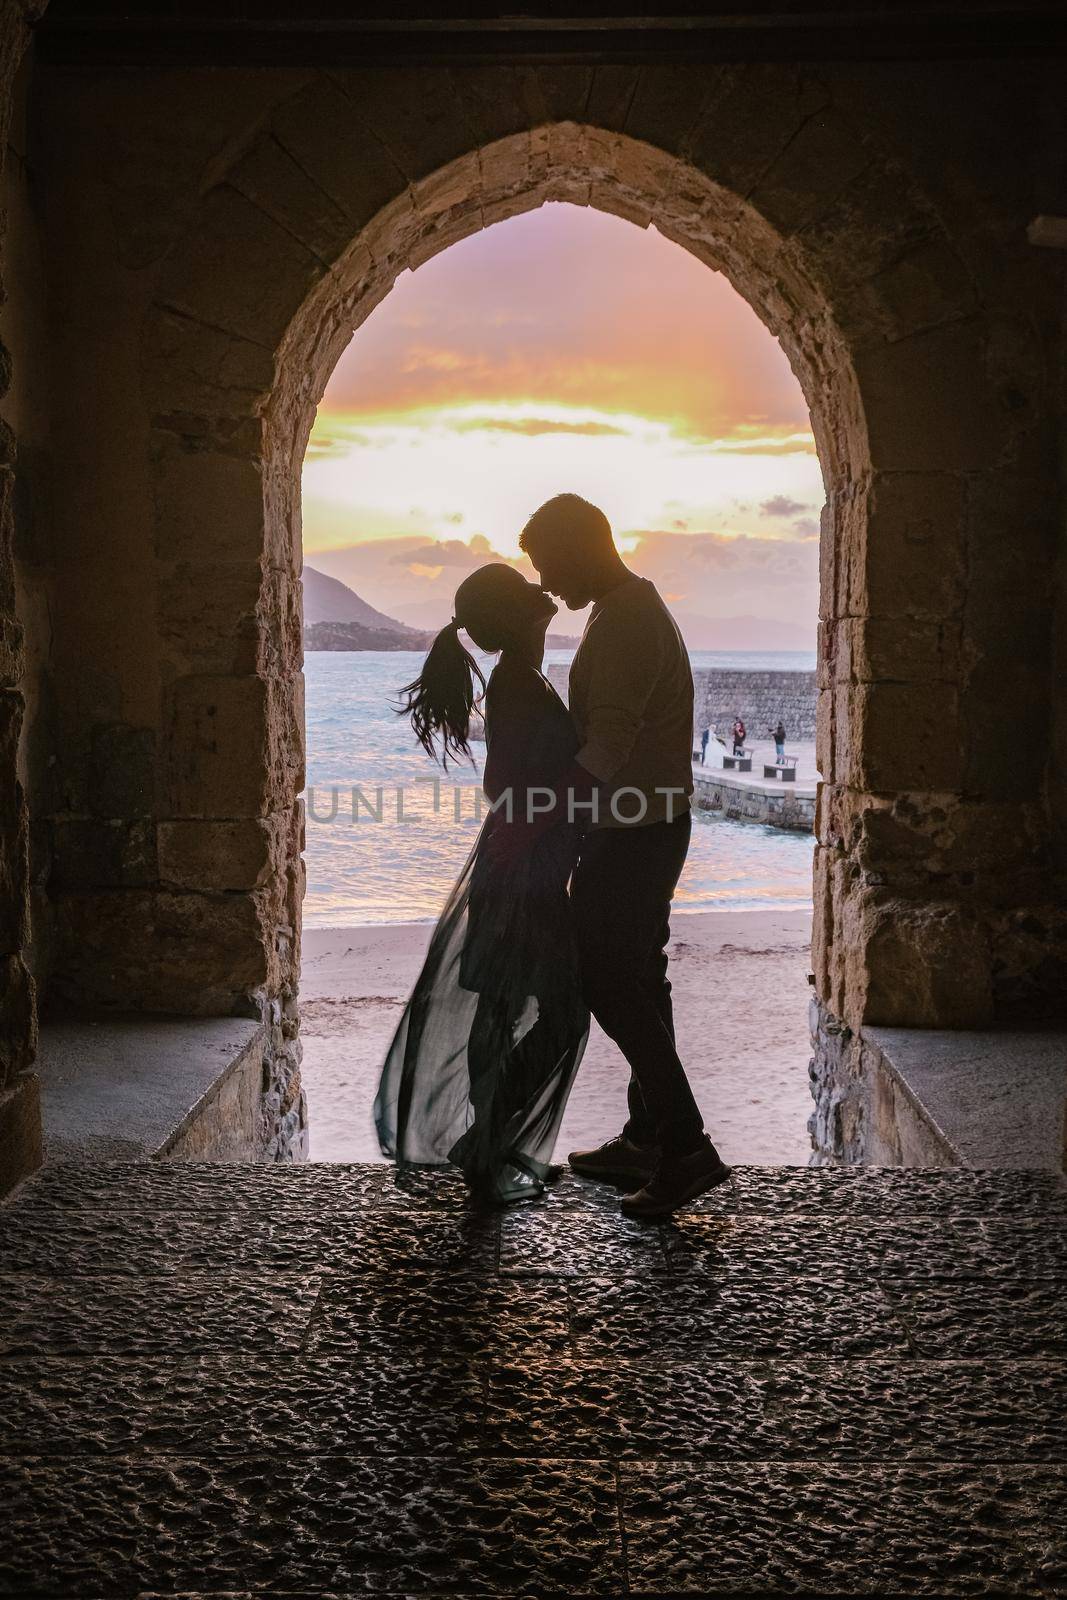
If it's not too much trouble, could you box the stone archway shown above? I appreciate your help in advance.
[29,63,1060,1161]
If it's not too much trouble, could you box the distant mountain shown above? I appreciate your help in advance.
[302,564,805,655]
[302,566,419,635]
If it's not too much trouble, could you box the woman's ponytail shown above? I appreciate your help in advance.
[396,619,486,768]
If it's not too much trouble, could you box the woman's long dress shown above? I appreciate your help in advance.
[374,659,589,1203]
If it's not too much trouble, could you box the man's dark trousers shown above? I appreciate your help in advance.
[570,809,705,1155]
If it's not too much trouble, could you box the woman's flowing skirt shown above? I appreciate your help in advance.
[374,815,589,1204]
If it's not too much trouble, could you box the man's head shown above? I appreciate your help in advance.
[519,493,618,609]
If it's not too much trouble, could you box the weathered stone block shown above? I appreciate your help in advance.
[474,132,534,205]
[848,471,967,621]
[0,1071,41,1195]
[810,842,836,1003]
[258,565,302,679]
[162,674,303,819]
[143,310,275,425]
[52,889,272,1014]
[959,471,1055,800]
[0,613,22,692]
[621,65,726,158]
[748,107,872,237]
[227,128,355,268]
[853,681,963,794]
[269,75,409,229]
[528,65,598,125]
[52,819,157,890]
[89,723,156,819]
[155,186,325,352]
[854,321,1015,473]
[410,150,486,227]
[820,789,1050,910]
[585,65,642,133]
[589,184,652,230]
[481,187,549,232]
[848,895,994,1028]
[404,206,482,273]
[0,954,37,1082]
[833,235,979,349]
[990,903,1067,1019]
[158,561,264,678]
[328,68,475,185]
[815,688,836,785]
[797,160,938,290]
[832,617,962,685]
[451,65,545,144]
[158,813,289,893]
[0,691,29,952]
[686,66,829,198]
[151,438,267,564]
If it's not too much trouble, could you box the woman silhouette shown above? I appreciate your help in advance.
[374,564,589,1204]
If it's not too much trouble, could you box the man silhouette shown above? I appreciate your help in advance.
[513,493,729,1217]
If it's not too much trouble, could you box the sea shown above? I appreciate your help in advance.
[302,649,817,928]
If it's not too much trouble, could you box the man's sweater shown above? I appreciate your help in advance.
[568,575,694,828]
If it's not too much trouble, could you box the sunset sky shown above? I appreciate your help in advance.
[302,203,823,648]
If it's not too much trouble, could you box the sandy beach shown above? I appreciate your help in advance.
[300,907,814,1167]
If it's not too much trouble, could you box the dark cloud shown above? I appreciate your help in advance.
[388,538,500,569]
[760,495,808,518]
[624,527,819,588]
[792,517,819,539]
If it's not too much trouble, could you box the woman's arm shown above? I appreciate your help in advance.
[481,666,547,804]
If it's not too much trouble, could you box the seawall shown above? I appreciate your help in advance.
[692,771,815,833]
[547,662,818,744]
[696,668,817,741]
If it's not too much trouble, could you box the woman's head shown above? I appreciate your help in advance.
[397,564,557,767]
[453,563,556,652]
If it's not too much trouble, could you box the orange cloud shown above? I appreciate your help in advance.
[456,416,627,438]
[320,205,809,444]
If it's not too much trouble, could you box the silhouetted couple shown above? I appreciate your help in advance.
[375,494,728,1218]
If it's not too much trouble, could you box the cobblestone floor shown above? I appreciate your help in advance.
[1,1160,1065,1597]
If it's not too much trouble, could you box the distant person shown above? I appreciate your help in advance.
[770,719,786,762]
[700,726,710,765]
[511,492,730,1217]
[732,717,746,756]
[377,564,589,1206]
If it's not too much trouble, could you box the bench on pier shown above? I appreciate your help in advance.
[764,755,799,781]
[722,747,752,773]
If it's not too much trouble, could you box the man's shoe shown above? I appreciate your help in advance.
[620,1136,731,1218]
[568,1133,660,1186]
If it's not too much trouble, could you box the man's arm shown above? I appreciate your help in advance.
[486,604,663,859]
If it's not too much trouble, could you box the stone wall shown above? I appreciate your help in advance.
[0,3,44,1195]
[0,44,1062,1179]
[696,668,817,742]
